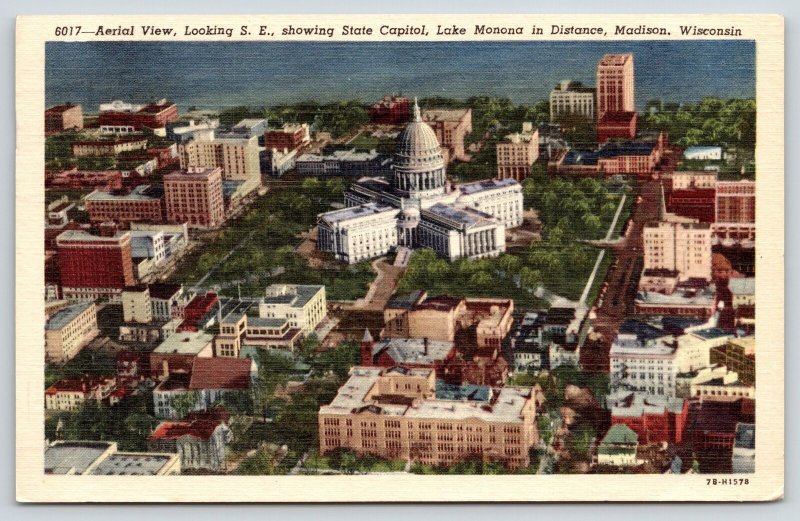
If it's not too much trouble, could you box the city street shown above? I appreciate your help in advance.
[580,180,663,372]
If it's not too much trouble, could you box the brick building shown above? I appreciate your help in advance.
[71,138,148,157]
[609,392,689,445]
[597,111,637,143]
[97,100,179,131]
[666,188,716,223]
[715,180,755,243]
[163,167,225,228]
[56,230,137,301]
[318,366,539,469]
[597,53,635,118]
[421,108,472,162]
[45,104,83,135]
[496,122,539,182]
[264,123,310,152]
[85,185,165,225]
[369,95,410,125]
[47,169,124,191]
[45,376,117,411]
[597,53,637,143]
[177,134,261,192]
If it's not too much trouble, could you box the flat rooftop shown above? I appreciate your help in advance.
[46,301,94,330]
[320,366,532,423]
[372,337,454,366]
[45,442,112,475]
[458,178,519,196]
[263,284,324,308]
[729,277,755,296]
[319,202,397,224]
[152,331,213,355]
[423,203,495,229]
[88,453,176,476]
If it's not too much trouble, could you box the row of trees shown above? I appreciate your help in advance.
[218,100,369,138]
[641,97,756,150]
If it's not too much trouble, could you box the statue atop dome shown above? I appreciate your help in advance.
[392,96,447,199]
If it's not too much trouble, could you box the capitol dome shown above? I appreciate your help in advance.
[396,106,444,165]
[392,98,447,198]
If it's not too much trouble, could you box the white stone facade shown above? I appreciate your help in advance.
[317,99,522,264]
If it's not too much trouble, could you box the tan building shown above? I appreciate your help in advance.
[71,138,148,157]
[45,301,99,364]
[669,171,718,190]
[422,108,472,162]
[163,167,225,228]
[178,134,261,194]
[122,286,153,324]
[216,312,247,358]
[258,284,327,336]
[319,366,539,469]
[710,336,755,386]
[549,80,595,122]
[496,122,539,182]
[597,53,635,119]
[715,180,755,244]
[45,104,84,135]
[45,376,116,411]
[643,221,712,281]
[383,292,514,350]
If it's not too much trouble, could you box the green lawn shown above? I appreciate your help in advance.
[168,178,375,301]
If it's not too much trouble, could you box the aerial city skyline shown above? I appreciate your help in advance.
[43,44,756,476]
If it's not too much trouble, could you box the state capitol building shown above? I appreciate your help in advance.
[317,100,525,264]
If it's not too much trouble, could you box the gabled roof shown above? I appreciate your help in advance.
[601,424,638,445]
[189,357,252,390]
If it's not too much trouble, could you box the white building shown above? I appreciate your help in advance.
[643,221,712,281]
[318,203,400,264]
[729,277,755,310]
[549,80,595,122]
[258,284,327,336]
[676,329,734,374]
[610,332,679,399]
[317,99,522,264]
[669,171,718,190]
[683,146,723,161]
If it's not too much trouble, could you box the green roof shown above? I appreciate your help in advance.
[601,424,638,445]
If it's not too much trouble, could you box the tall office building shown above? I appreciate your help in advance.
[597,53,635,118]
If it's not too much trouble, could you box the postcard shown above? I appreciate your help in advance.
[16,13,783,502]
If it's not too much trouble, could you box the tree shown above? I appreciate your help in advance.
[298,334,321,359]
[171,391,201,419]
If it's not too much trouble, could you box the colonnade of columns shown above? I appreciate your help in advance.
[394,170,445,192]
[464,229,497,257]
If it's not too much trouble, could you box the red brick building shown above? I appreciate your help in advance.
[610,393,690,445]
[56,230,136,301]
[597,111,637,143]
[84,185,165,225]
[47,169,123,191]
[45,104,83,135]
[98,100,179,131]
[694,398,755,451]
[667,188,716,223]
[369,95,410,125]
[163,167,225,228]
[264,123,309,152]
[179,293,219,332]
